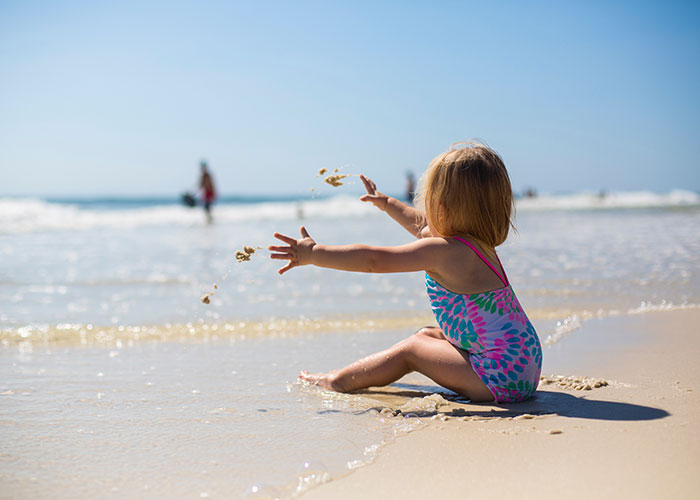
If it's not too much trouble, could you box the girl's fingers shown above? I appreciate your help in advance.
[268,245,292,253]
[360,194,381,206]
[273,232,297,245]
[278,262,295,274]
[300,226,310,238]
[360,175,376,195]
[270,253,293,260]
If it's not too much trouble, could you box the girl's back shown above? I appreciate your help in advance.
[425,236,508,296]
[425,235,542,403]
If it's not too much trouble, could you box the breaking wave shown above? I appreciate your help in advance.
[1,190,698,234]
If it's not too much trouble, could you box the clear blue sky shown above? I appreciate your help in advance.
[1,0,698,196]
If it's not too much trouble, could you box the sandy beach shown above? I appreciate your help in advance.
[2,201,698,499]
[301,308,700,500]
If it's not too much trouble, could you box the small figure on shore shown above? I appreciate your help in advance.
[199,161,217,223]
[269,142,542,403]
[406,171,416,203]
[523,187,537,199]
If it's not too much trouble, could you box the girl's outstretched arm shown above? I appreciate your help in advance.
[359,175,427,238]
[269,226,447,275]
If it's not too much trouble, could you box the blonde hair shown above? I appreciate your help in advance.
[414,141,515,249]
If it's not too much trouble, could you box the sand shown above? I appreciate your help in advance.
[235,245,261,263]
[200,246,262,304]
[301,309,700,500]
[314,167,357,187]
[324,174,350,187]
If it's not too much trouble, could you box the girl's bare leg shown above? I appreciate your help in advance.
[299,326,494,402]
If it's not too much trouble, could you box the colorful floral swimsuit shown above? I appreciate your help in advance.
[426,237,542,403]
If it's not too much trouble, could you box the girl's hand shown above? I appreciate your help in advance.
[269,226,317,275]
[359,175,389,211]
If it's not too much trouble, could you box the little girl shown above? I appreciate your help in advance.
[269,142,542,403]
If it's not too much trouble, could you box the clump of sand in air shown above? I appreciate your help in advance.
[235,245,261,262]
[312,167,358,192]
[324,173,350,187]
[200,246,262,304]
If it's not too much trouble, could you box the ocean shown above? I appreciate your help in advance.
[2,191,699,499]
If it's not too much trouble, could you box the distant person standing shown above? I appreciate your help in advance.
[199,161,217,223]
[406,171,416,203]
[523,187,537,198]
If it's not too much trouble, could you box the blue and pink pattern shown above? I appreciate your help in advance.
[426,273,542,402]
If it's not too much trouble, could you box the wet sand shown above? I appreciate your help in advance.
[301,309,700,500]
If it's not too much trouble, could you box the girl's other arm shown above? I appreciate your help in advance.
[359,175,427,238]
[269,227,446,275]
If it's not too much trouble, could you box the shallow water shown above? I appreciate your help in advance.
[3,204,699,330]
[1,195,699,498]
[1,330,429,499]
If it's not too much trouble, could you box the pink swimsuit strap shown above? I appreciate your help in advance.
[453,237,509,287]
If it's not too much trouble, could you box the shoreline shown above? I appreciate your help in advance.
[300,308,700,499]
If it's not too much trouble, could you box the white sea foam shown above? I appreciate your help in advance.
[0,196,378,234]
[539,301,700,347]
[1,190,698,233]
[627,300,700,315]
[516,189,699,211]
[542,314,584,346]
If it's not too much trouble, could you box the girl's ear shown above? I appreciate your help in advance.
[424,203,445,237]
[437,202,447,222]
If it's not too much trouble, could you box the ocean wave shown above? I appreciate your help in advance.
[516,189,700,211]
[0,195,377,234]
[1,190,698,233]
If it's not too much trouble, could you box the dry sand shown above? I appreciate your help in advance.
[301,309,700,500]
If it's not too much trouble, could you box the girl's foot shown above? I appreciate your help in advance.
[298,370,341,391]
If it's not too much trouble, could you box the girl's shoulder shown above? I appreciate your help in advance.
[410,235,471,262]
[414,235,476,274]
[419,235,491,260]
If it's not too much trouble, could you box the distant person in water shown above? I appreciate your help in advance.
[199,161,217,223]
[406,171,416,203]
[523,187,537,198]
